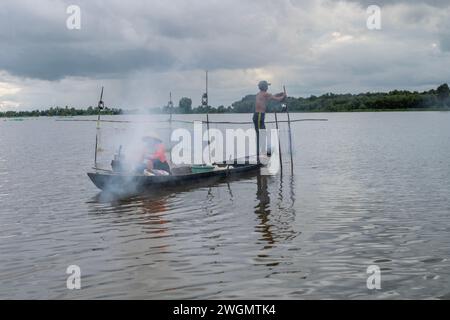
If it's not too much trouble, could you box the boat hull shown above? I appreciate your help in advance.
[87,163,262,193]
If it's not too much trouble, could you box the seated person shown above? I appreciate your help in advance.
[137,136,171,175]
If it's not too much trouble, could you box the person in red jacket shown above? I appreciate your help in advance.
[140,136,171,174]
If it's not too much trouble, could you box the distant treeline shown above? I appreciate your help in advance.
[2,84,449,117]
[160,83,450,114]
[0,106,123,118]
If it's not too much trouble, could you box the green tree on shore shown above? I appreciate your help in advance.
[437,83,450,106]
[178,97,192,113]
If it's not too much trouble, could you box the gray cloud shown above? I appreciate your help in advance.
[342,0,450,7]
[0,0,449,110]
[0,0,294,81]
[0,44,175,80]
[0,1,179,80]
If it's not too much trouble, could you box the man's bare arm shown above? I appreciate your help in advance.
[269,92,287,102]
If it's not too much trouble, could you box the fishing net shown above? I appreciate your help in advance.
[94,113,295,170]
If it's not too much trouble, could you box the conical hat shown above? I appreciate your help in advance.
[142,132,163,143]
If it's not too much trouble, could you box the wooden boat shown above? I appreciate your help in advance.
[87,162,263,193]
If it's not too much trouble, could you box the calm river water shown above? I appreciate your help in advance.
[1,112,450,299]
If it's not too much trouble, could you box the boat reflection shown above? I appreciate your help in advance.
[87,170,299,271]
[87,169,262,226]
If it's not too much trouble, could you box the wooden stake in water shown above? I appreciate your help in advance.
[283,85,294,172]
[168,91,173,122]
[168,91,174,163]
[203,71,212,164]
[274,112,283,172]
[94,86,104,167]
[206,113,211,164]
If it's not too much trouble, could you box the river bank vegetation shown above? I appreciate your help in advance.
[0,106,122,118]
[162,83,450,114]
[1,84,449,118]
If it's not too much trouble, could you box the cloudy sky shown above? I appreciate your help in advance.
[0,0,449,111]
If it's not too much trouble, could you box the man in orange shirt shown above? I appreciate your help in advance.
[141,136,171,174]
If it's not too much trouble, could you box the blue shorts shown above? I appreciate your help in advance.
[253,112,266,131]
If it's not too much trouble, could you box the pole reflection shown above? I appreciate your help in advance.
[254,172,299,267]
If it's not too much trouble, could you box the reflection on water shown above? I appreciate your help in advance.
[80,171,301,299]
[255,173,299,248]
[255,174,273,247]
[1,113,450,299]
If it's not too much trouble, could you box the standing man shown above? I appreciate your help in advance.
[253,81,286,162]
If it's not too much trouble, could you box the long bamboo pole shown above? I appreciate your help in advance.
[205,71,212,164]
[274,111,283,172]
[283,85,294,172]
[94,86,104,167]
[169,91,173,122]
[169,91,173,163]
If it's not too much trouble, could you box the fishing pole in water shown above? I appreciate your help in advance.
[94,86,105,166]
[283,85,294,172]
[202,70,212,164]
